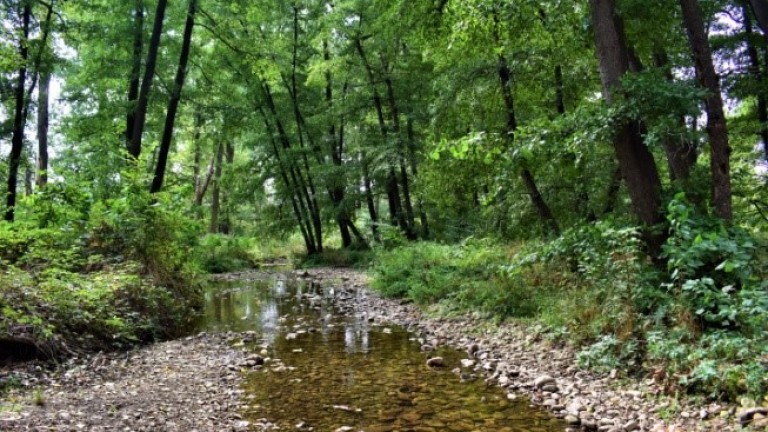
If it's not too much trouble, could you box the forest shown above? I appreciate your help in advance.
[1,0,767,408]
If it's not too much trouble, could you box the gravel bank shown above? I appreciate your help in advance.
[298,267,767,432]
[0,333,250,431]
[2,268,765,432]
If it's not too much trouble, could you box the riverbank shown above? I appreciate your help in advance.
[0,333,250,431]
[2,268,766,431]
[298,267,767,432]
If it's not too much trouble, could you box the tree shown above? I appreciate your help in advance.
[151,0,198,193]
[5,0,31,222]
[589,0,665,253]
[128,0,168,158]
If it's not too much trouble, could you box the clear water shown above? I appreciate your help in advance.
[197,274,565,432]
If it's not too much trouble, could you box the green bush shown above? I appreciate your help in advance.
[194,234,257,273]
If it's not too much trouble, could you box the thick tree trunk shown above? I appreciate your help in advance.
[151,0,197,193]
[127,0,144,146]
[128,0,168,158]
[5,1,31,222]
[679,0,733,220]
[36,70,50,188]
[590,0,665,253]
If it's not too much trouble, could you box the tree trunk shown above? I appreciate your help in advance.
[128,0,168,158]
[36,70,50,188]
[220,141,234,235]
[653,49,698,183]
[126,0,144,146]
[497,51,560,235]
[209,142,223,234]
[383,75,417,239]
[5,1,31,222]
[151,0,197,193]
[749,0,768,33]
[354,38,407,236]
[679,0,733,221]
[742,2,768,161]
[590,0,665,253]
[361,151,380,242]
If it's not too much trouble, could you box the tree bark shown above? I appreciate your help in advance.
[5,1,31,222]
[742,3,768,161]
[209,142,223,234]
[679,0,733,220]
[151,0,198,193]
[36,70,50,188]
[590,0,665,253]
[749,0,768,33]
[126,0,144,146]
[128,0,168,158]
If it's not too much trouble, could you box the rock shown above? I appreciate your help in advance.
[738,407,768,425]
[426,357,444,368]
[582,420,598,431]
[460,359,475,368]
[534,375,556,389]
[622,420,639,431]
[565,415,581,426]
[285,333,298,340]
[699,409,709,420]
[541,384,559,393]
[334,427,354,432]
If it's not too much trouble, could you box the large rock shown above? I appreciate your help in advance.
[738,407,768,425]
[534,375,556,389]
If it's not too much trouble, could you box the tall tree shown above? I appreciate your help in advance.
[5,0,31,222]
[151,0,198,193]
[589,0,665,253]
[126,0,144,145]
[679,0,733,220]
[128,0,168,158]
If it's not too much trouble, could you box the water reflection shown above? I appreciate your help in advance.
[197,275,565,432]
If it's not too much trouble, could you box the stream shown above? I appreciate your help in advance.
[196,272,566,432]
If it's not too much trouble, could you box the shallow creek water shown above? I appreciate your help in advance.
[197,273,565,432]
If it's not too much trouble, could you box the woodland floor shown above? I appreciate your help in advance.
[0,267,765,432]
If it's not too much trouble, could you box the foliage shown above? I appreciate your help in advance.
[0,177,203,355]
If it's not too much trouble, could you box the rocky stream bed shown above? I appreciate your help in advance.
[1,268,766,432]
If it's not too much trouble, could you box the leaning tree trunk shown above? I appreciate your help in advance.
[151,0,197,193]
[679,0,733,221]
[128,0,168,158]
[5,1,31,222]
[589,0,665,254]
[496,51,560,235]
[127,0,144,145]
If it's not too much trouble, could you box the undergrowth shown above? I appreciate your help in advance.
[0,180,202,357]
[370,196,768,401]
